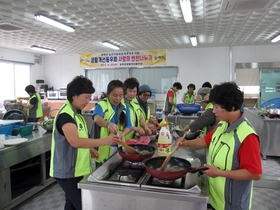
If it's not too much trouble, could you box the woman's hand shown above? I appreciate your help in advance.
[90,148,99,158]
[175,137,187,148]
[144,127,152,135]
[104,134,121,145]
[137,127,146,136]
[202,164,220,178]
[107,122,119,134]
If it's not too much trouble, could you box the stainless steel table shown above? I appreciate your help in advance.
[0,128,53,210]
[243,107,280,159]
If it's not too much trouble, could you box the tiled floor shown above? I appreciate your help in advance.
[12,157,280,210]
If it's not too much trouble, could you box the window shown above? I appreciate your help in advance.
[0,61,31,101]
[85,68,129,98]
[130,67,178,93]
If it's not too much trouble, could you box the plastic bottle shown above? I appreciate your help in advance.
[157,125,172,156]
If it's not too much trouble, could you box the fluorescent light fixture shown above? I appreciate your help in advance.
[271,34,280,43]
[101,41,120,50]
[190,36,197,46]
[30,45,56,53]
[180,0,193,23]
[34,14,75,32]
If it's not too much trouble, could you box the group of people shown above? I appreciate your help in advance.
[19,77,262,210]
[49,76,159,209]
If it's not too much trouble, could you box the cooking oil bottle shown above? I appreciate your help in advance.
[157,124,172,156]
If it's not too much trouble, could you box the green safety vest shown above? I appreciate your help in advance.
[208,115,258,210]
[138,97,151,123]
[49,100,91,178]
[163,88,177,114]
[125,98,142,140]
[94,98,126,163]
[27,92,43,118]
[184,91,196,104]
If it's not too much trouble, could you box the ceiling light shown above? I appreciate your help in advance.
[30,45,56,53]
[180,0,193,23]
[271,34,280,43]
[34,14,75,32]
[190,36,197,46]
[101,41,120,50]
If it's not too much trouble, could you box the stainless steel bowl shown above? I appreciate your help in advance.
[174,126,201,140]
[40,123,53,132]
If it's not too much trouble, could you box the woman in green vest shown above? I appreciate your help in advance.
[176,82,262,210]
[163,82,182,115]
[183,92,217,135]
[17,85,43,123]
[123,78,152,140]
[137,84,160,128]
[49,76,120,210]
[181,83,196,104]
[91,80,132,164]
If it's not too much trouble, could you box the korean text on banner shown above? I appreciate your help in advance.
[80,50,166,68]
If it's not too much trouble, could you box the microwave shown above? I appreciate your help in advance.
[47,90,59,99]
[58,90,67,99]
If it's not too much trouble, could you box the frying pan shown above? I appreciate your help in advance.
[118,144,155,162]
[142,156,207,180]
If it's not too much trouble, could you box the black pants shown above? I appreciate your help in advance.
[55,177,83,210]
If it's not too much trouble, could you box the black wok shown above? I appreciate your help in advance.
[142,157,207,180]
[118,144,155,162]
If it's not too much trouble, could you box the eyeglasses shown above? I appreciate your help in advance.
[143,93,151,97]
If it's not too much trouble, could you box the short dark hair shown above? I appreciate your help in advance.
[202,82,212,88]
[124,77,139,94]
[67,75,95,102]
[187,83,196,90]
[173,82,182,90]
[209,82,243,111]
[25,85,35,94]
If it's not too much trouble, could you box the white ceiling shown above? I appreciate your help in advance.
[1,0,280,54]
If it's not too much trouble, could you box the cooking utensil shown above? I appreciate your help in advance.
[142,157,207,180]
[118,144,155,162]
[159,133,186,171]
[176,103,201,114]
[119,140,139,154]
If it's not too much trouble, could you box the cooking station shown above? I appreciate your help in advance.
[78,134,209,210]
[243,107,280,159]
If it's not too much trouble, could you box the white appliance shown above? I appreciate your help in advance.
[47,90,59,99]
[58,88,67,99]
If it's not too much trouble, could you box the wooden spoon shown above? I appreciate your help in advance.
[159,132,187,171]
[119,141,139,154]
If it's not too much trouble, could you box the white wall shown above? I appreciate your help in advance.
[44,54,83,89]
[3,44,280,98]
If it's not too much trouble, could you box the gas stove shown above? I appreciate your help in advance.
[88,152,202,194]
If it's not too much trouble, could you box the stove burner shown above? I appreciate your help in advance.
[158,179,175,185]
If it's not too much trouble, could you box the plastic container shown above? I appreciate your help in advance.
[19,124,33,137]
[157,126,172,156]
[12,123,33,137]
[0,124,14,136]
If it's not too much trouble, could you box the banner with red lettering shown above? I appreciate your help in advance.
[80,50,166,68]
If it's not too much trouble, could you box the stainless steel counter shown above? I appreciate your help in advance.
[0,128,53,210]
[243,107,280,159]
[78,134,209,210]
